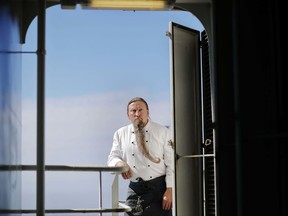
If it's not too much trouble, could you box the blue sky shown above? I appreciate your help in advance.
[21,5,204,215]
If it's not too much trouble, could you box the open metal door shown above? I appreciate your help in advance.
[169,22,203,216]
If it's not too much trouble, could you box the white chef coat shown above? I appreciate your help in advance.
[107,120,174,188]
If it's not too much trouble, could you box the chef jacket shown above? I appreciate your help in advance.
[107,120,174,188]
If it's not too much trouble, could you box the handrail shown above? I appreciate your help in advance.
[0,207,131,214]
[0,165,131,215]
[0,165,128,172]
[177,153,215,159]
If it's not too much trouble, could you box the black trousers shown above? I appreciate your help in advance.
[125,176,172,216]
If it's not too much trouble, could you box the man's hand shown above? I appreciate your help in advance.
[162,187,172,210]
[115,161,132,180]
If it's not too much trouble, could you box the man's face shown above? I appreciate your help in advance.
[127,101,149,126]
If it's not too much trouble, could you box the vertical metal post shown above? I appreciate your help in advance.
[37,0,46,215]
[112,174,119,216]
[99,171,103,216]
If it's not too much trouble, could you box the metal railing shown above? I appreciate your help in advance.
[0,165,131,215]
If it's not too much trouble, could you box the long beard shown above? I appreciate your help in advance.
[134,121,160,164]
